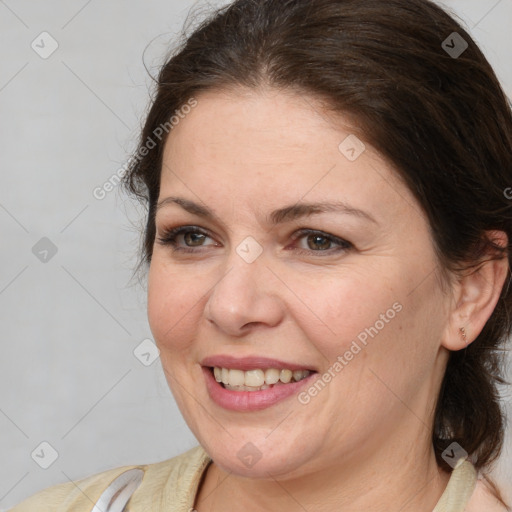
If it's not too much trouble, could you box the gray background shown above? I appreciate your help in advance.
[0,0,511,509]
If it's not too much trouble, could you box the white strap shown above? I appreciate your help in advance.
[90,468,144,512]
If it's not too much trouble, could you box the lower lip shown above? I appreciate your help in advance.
[202,367,316,411]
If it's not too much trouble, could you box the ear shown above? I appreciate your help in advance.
[442,230,510,351]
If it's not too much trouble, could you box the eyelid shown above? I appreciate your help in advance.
[156,225,216,245]
[288,228,352,250]
[289,228,348,243]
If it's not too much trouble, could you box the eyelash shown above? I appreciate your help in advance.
[156,225,352,256]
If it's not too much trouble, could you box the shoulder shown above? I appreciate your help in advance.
[465,476,510,512]
[9,445,210,512]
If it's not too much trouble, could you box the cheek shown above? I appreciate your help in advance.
[147,259,206,353]
[289,268,403,357]
[311,266,447,403]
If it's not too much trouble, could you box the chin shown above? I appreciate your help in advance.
[198,432,315,480]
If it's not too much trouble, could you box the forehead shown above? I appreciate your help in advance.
[164,87,351,166]
[159,87,421,225]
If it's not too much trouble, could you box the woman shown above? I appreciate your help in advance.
[11,0,512,510]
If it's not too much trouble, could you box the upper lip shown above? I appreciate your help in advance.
[201,355,316,372]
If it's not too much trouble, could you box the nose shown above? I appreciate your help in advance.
[204,251,285,337]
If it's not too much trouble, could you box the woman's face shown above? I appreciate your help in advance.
[148,88,452,478]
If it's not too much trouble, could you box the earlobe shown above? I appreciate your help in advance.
[441,231,509,352]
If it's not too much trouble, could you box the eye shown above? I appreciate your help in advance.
[156,226,217,252]
[156,225,352,257]
[289,229,352,255]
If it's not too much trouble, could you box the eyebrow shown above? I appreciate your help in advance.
[156,196,377,225]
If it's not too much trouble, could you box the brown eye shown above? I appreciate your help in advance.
[156,226,217,252]
[183,232,207,246]
[290,228,352,256]
[306,234,332,251]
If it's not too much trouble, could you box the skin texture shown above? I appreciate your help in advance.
[147,87,508,511]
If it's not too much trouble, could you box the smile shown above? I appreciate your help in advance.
[212,367,312,391]
[200,356,317,411]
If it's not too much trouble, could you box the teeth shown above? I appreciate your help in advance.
[245,369,265,387]
[265,368,280,385]
[224,383,271,391]
[293,370,307,382]
[229,369,245,386]
[280,369,292,383]
[213,366,311,390]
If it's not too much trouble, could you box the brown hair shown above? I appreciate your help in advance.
[123,0,512,506]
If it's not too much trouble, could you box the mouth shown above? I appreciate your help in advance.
[210,366,313,392]
[200,356,318,411]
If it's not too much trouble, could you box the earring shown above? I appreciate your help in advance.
[459,326,467,345]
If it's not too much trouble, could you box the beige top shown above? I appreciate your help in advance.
[10,445,479,511]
